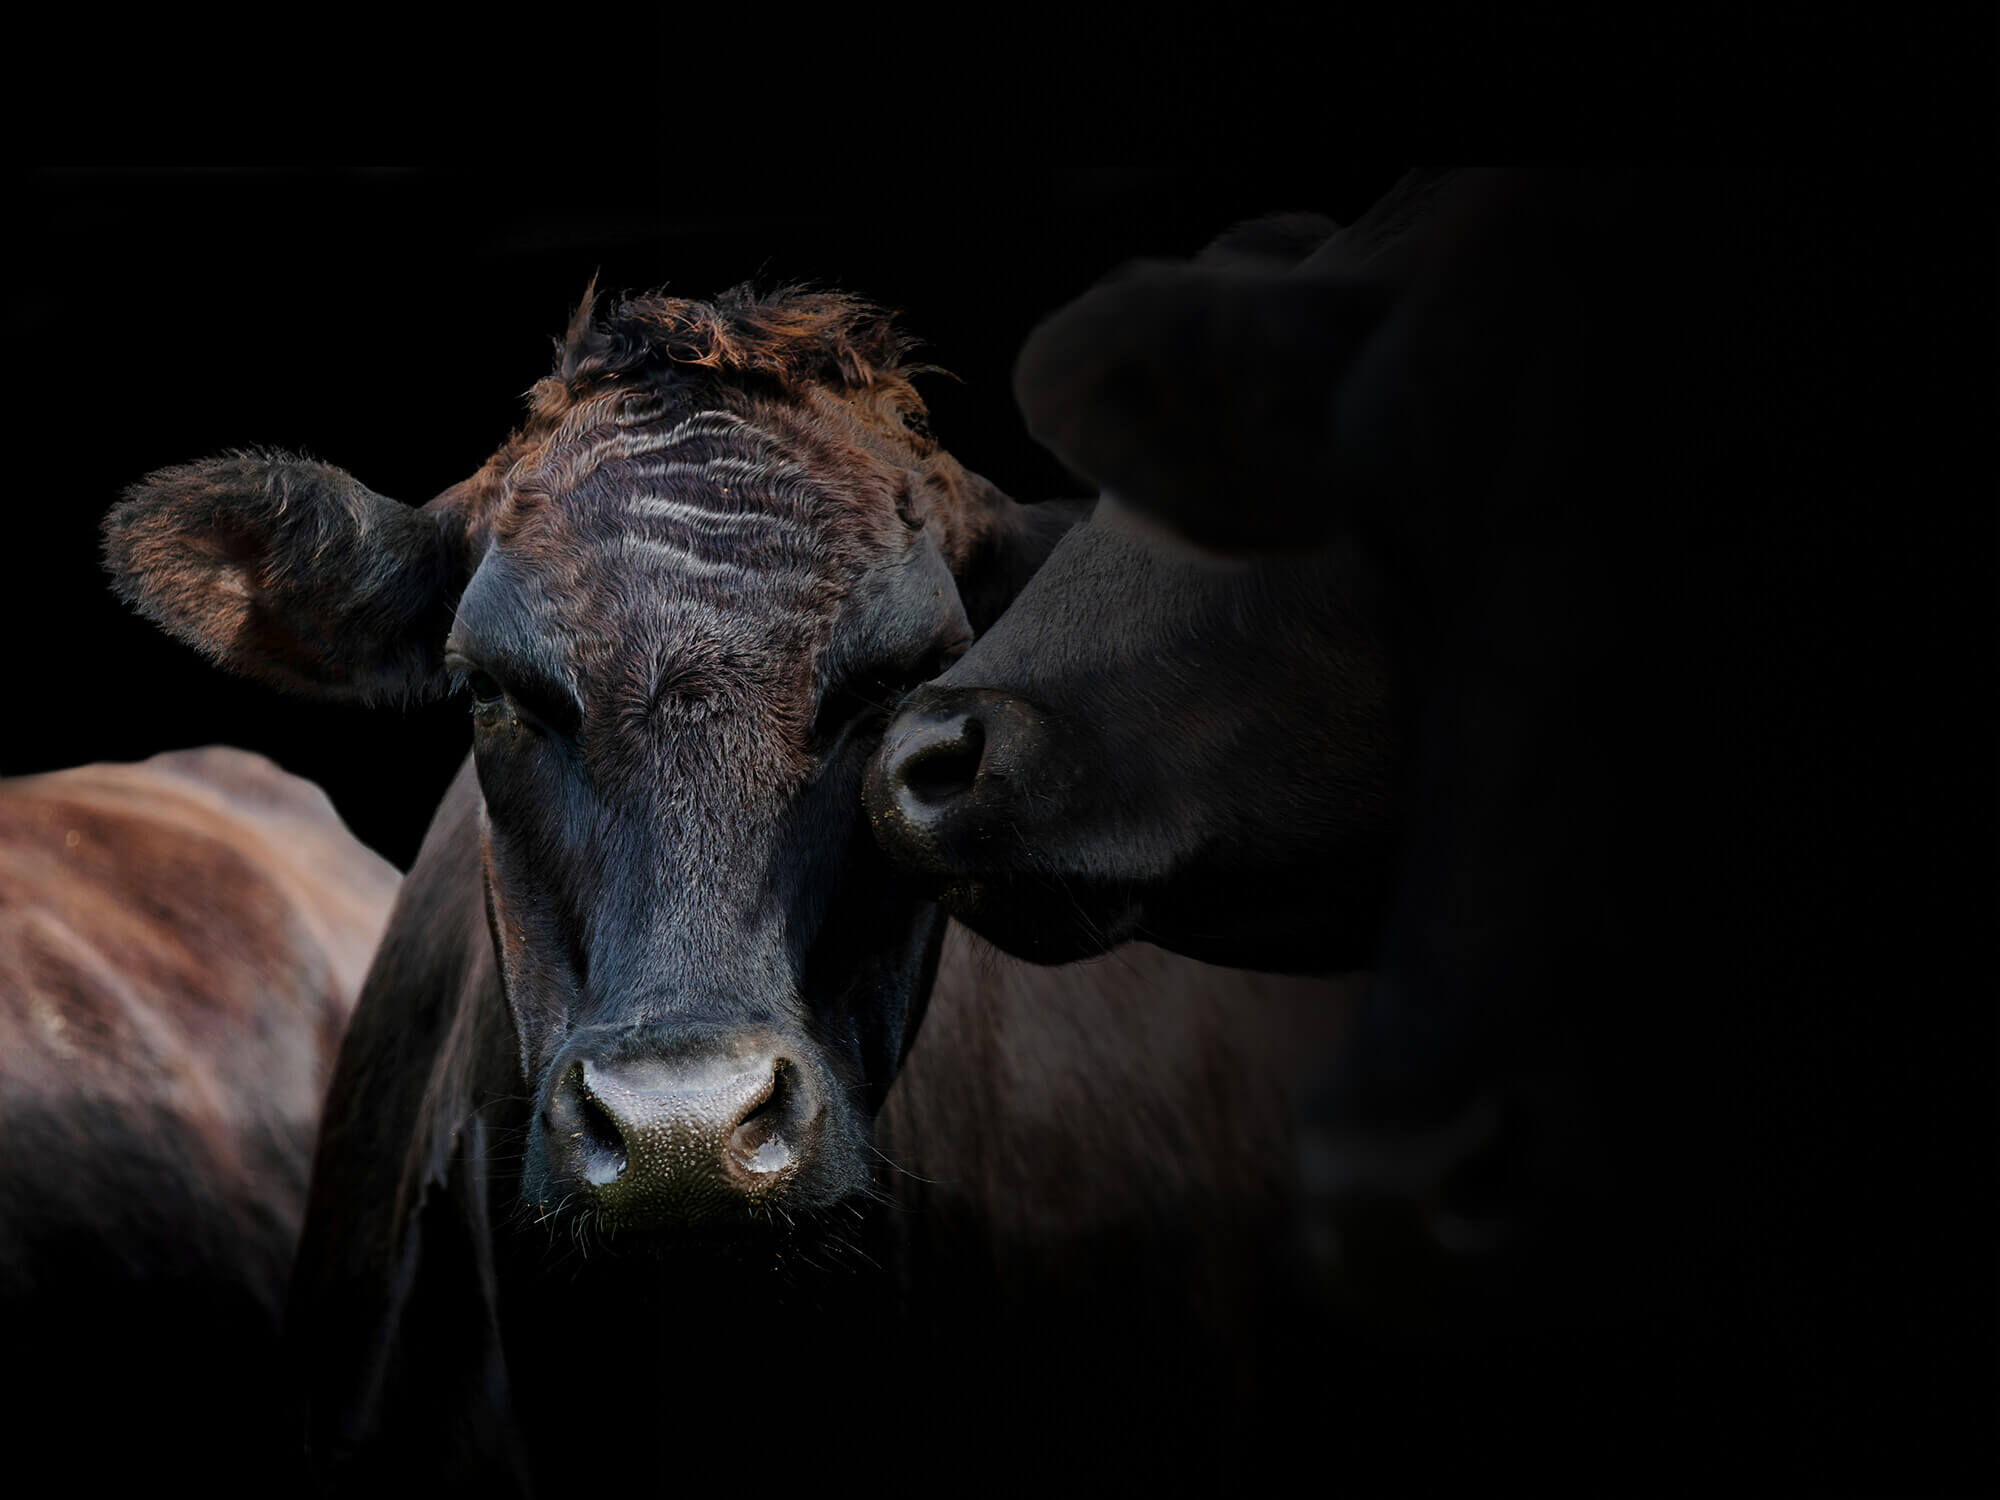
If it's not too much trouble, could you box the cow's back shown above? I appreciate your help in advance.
[0,747,399,1486]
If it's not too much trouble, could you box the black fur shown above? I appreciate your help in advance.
[867,171,1998,1491]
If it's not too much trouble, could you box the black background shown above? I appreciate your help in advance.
[8,12,1998,1490]
[11,12,1996,872]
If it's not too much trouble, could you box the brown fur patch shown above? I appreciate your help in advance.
[0,746,398,1185]
[554,281,927,408]
[0,747,400,1486]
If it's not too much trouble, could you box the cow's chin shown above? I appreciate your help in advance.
[512,1160,875,1272]
[935,873,1145,965]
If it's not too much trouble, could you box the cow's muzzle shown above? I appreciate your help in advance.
[538,1030,825,1230]
[864,685,1049,875]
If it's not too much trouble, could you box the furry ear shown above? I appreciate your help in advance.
[951,489,1091,638]
[1014,171,1556,560]
[103,452,467,703]
[1011,267,1396,555]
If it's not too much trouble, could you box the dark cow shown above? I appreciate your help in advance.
[104,283,1349,1492]
[863,173,1455,973]
[865,170,1996,1490]
[0,746,398,1492]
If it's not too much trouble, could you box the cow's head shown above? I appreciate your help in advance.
[858,195,1441,974]
[862,173,1558,977]
[105,284,1071,1243]
[861,494,1400,973]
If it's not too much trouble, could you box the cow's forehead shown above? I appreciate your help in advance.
[460,397,916,723]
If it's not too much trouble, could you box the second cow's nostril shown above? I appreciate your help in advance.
[900,717,985,804]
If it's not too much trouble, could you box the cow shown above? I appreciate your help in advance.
[861,170,1476,975]
[862,169,1992,1489]
[102,281,1353,1493]
[0,746,399,1493]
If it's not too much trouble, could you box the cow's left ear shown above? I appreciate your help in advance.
[939,474,1089,637]
[103,451,470,704]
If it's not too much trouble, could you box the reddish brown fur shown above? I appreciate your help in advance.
[0,747,399,1492]
[471,284,1001,578]
[101,283,1045,715]
[553,281,926,402]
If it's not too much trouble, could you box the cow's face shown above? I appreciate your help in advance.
[865,497,1399,973]
[861,197,1457,975]
[865,172,1560,978]
[450,381,982,1235]
[105,285,1066,1243]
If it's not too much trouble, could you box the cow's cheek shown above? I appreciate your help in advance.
[479,819,576,1090]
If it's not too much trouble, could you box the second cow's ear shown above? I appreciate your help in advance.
[1012,265,1397,557]
[103,451,470,704]
[949,484,1091,638]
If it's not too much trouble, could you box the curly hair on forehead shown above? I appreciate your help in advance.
[551,279,934,407]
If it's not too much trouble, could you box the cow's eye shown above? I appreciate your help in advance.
[813,642,966,749]
[463,670,509,724]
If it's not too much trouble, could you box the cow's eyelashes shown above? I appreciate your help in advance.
[857,655,948,711]
[448,659,579,740]
[814,645,963,746]
[463,669,505,707]
[448,662,516,730]
[468,673,514,731]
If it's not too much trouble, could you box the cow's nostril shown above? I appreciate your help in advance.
[728,1058,800,1176]
[901,718,985,805]
[574,1077,629,1186]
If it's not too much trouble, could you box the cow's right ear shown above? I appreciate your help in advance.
[103,452,470,704]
